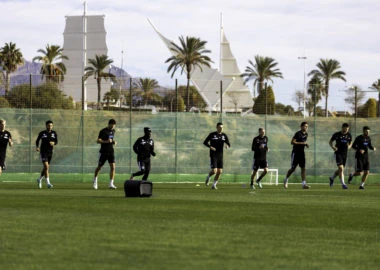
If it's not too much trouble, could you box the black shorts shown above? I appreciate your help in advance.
[137,159,151,172]
[210,154,223,169]
[252,159,268,171]
[355,156,370,172]
[334,152,348,166]
[98,152,115,166]
[0,155,6,170]
[290,151,305,169]
[40,152,53,164]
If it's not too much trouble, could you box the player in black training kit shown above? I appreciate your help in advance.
[93,119,117,190]
[328,123,352,189]
[347,126,376,189]
[250,127,269,190]
[36,120,58,189]
[284,121,310,189]
[203,122,230,190]
[0,119,13,175]
[130,127,156,181]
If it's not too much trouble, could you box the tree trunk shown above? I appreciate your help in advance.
[97,77,102,110]
[325,83,329,117]
[5,72,10,94]
[186,78,190,112]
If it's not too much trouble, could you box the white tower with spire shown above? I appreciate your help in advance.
[62,3,109,106]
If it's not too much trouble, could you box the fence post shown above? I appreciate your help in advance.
[29,74,32,173]
[175,79,178,181]
[129,77,132,173]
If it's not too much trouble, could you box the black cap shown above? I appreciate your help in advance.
[144,127,152,133]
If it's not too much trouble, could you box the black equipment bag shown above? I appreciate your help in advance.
[124,180,153,197]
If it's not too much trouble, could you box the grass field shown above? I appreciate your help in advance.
[1,178,380,270]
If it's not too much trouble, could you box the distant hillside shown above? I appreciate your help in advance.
[8,60,167,92]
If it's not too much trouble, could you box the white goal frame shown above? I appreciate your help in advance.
[255,169,279,185]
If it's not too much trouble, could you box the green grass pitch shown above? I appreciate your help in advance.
[1,179,379,270]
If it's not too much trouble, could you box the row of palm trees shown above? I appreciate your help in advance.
[1,39,379,116]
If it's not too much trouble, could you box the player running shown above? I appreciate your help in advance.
[347,126,376,189]
[203,122,230,190]
[93,119,117,190]
[284,121,310,189]
[130,127,156,181]
[36,120,58,189]
[0,119,13,175]
[328,123,352,189]
[250,127,269,189]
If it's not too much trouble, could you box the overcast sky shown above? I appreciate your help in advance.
[1,0,379,111]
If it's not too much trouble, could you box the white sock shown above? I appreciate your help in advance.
[302,180,306,186]
[110,179,114,186]
[46,177,51,184]
[93,177,98,183]
[340,176,345,185]
[360,182,364,187]
[213,180,218,187]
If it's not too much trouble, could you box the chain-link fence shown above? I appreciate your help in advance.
[0,75,379,182]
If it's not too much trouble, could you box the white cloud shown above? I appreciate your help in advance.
[1,0,379,109]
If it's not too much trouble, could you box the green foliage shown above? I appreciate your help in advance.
[253,85,275,114]
[177,85,207,110]
[241,55,283,96]
[275,103,295,115]
[84,54,116,108]
[32,44,68,83]
[308,58,346,117]
[0,97,10,108]
[0,42,24,93]
[5,83,74,109]
[166,36,212,110]
[358,98,377,118]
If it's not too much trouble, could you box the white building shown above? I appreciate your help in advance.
[149,19,253,112]
[62,14,110,104]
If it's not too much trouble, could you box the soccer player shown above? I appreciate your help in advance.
[130,127,156,181]
[347,126,376,189]
[36,120,58,189]
[0,119,13,175]
[328,123,352,189]
[93,119,117,190]
[284,121,310,189]
[250,127,269,189]
[203,122,230,190]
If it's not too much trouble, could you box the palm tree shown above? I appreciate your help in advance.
[32,44,68,83]
[166,36,212,111]
[241,55,283,98]
[369,79,380,117]
[0,42,24,93]
[134,77,159,106]
[84,54,115,109]
[308,58,346,117]
[306,75,324,116]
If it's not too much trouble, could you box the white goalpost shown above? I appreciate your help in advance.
[256,169,279,185]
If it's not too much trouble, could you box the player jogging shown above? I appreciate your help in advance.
[328,123,352,189]
[347,126,376,189]
[36,120,57,189]
[0,119,13,175]
[93,119,117,190]
[203,122,230,190]
[130,127,156,181]
[284,121,310,189]
[250,127,269,189]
